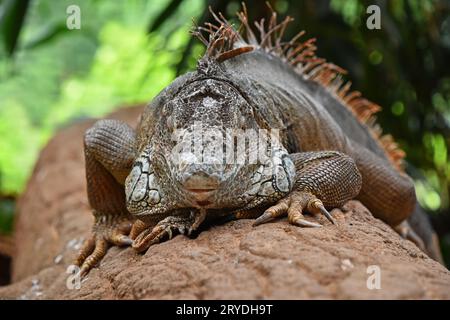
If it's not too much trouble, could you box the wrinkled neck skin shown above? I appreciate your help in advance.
[125,57,296,223]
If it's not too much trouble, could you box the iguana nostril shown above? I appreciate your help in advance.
[183,172,220,191]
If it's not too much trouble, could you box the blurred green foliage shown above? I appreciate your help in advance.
[0,0,449,261]
[320,1,450,242]
[0,0,202,195]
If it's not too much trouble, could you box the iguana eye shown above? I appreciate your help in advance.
[239,115,247,130]
[166,115,175,131]
[162,100,176,117]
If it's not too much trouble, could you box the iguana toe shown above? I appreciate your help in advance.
[75,218,133,277]
[394,220,426,251]
[253,191,337,228]
[131,215,195,253]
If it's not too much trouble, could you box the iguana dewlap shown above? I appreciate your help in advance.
[76,7,436,276]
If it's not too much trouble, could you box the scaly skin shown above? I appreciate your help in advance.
[75,7,441,276]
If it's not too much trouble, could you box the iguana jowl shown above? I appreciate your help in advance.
[76,7,440,276]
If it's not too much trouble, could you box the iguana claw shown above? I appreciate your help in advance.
[253,191,336,228]
[131,215,195,253]
[132,224,175,252]
[75,217,132,277]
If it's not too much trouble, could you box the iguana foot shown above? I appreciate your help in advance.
[131,215,196,253]
[253,191,336,228]
[394,220,425,251]
[75,215,132,277]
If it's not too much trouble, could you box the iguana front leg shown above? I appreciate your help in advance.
[75,120,137,276]
[251,151,362,227]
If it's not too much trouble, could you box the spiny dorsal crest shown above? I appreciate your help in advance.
[191,3,405,171]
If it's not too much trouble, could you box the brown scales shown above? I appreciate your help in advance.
[192,4,405,171]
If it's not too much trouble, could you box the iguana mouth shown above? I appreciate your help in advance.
[196,200,212,206]
[186,188,216,205]
[187,188,216,193]
[182,171,220,203]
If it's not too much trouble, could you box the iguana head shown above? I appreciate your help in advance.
[125,78,296,219]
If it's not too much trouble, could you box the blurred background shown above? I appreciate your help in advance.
[0,0,449,275]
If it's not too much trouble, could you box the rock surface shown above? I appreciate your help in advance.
[0,106,449,299]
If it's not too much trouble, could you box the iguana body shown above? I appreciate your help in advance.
[76,8,442,276]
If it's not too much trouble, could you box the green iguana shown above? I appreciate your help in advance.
[76,6,442,276]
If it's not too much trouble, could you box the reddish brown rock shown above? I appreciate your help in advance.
[0,106,449,299]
